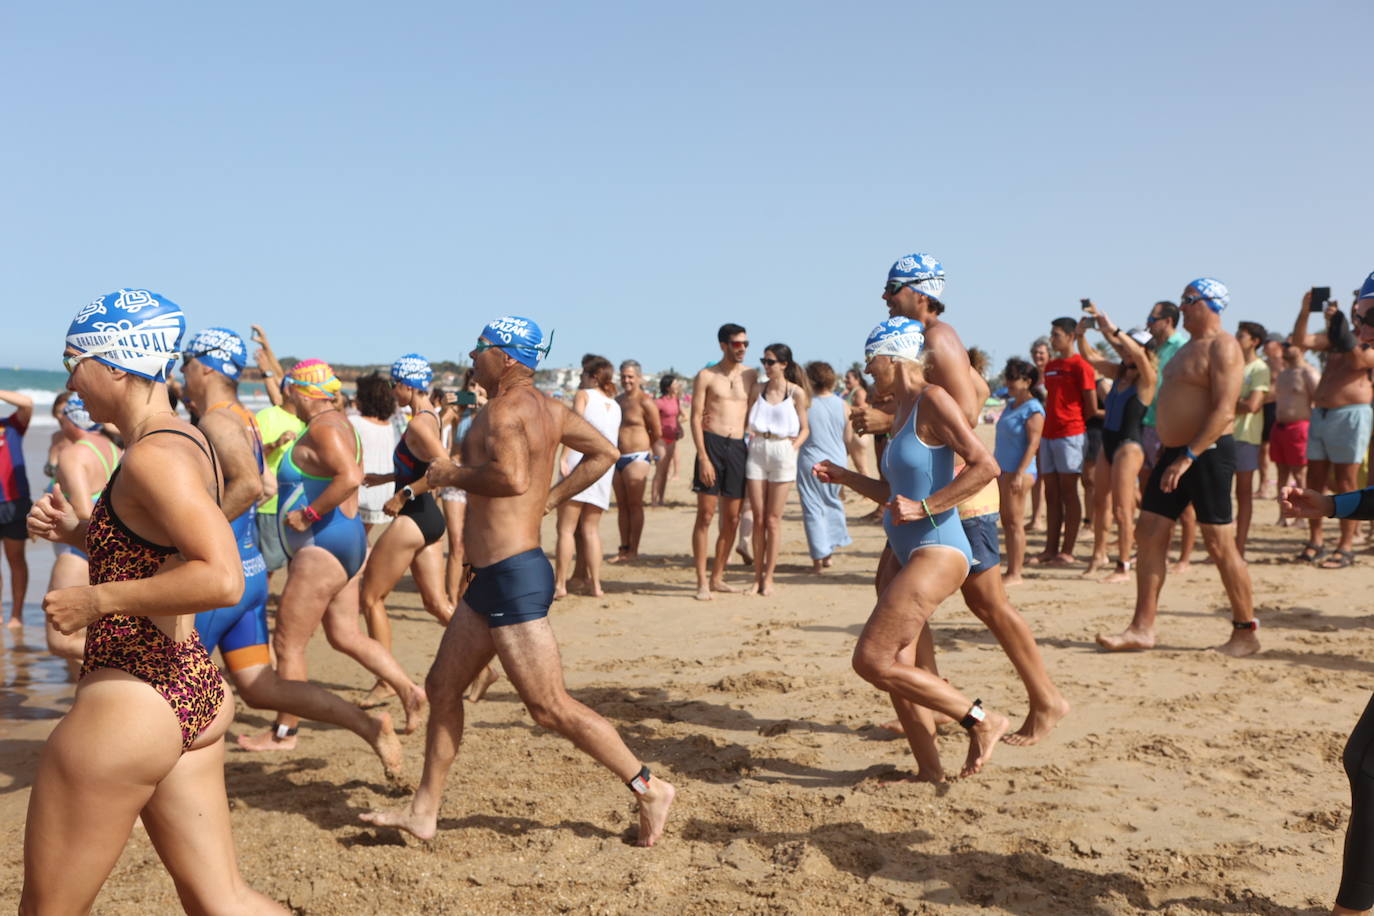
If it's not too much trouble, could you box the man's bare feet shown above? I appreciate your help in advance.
[960,711,1010,777]
[465,664,501,702]
[710,579,738,594]
[1003,697,1071,747]
[1101,562,1131,584]
[1080,555,1109,576]
[359,799,438,841]
[367,711,405,779]
[359,681,396,709]
[1002,573,1024,587]
[1044,553,1075,567]
[1213,628,1261,658]
[403,686,428,734]
[553,584,568,599]
[1169,559,1192,574]
[587,583,605,597]
[877,711,954,735]
[1095,628,1156,651]
[694,586,713,601]
[636,777,676,847]
[237,728,298,752]
[878,768,945,785]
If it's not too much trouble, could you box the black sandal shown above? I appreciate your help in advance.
[1295,543,1327,564]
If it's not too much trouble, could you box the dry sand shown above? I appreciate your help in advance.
[0,430,1364,914]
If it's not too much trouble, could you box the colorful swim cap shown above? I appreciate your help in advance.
[284,359,342,400]
[1357,271,1374,302]
[888,253,946,302]
[479,316,553,369]
[1187,277,1230,313]
[391,353,433,390]
[865,317,926,363]
[184,327,248,381]
[65,289,186,382]
[61,396,102,432]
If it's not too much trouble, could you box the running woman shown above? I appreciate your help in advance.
[179,329,402,775]
[25,289,283,912]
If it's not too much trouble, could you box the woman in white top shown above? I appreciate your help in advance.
[437,370,487,607]
[348,373,398,535]
[745,343,810,595]
[554,357,622,598]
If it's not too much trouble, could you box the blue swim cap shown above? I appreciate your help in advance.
[888,253,946,301]
[865,317,926,363]
[1187,277,1230,313]
[479,316,552,369]
[62,396,101,432]
[1358,271,1374,302]
[66,289,186,382]
[391,353,433,390]
[184,327,248,381]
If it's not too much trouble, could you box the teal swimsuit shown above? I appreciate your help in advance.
[276,428,368,579]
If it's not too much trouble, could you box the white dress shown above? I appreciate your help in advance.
[350,413,398,525]
[564,389,621,509]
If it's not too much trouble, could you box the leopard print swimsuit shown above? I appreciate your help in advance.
[79,429,226,751]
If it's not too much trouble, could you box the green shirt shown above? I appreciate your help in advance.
[1142,330,1190,428]
[255,405,306,514]
[1234,358,1271,445]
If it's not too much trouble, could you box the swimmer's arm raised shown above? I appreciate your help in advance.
[429,400,531,497]
[0,390,34,430]
[546,409,617,513]
[1293,291,1329,351]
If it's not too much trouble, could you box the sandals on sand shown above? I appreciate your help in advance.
[1295,543,1327,564]
[1320,549,1357,569]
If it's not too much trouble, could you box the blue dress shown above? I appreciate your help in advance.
[795,394,852,560]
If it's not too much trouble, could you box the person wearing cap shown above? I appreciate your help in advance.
[0,387,34,628]
[1231,321,1272,559]
[1074,303,1157,582]
[1279,271,1374,915]
[1098,278,1259,656]
[1290,286,1374,569]
[363,316,676,847]
[855,253,1068,747]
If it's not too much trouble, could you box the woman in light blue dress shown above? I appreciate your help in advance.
[795,362,852,572]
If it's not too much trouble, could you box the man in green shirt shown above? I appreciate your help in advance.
[255,401,305,572]
[1140,300,1196,571]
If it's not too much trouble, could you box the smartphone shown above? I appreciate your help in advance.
[454,391,478,406]
[1083,317,1098,330]
[1311,287,1331,312]
[1080,298,1092,311]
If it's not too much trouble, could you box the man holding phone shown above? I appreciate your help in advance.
[1290,287,1374,568]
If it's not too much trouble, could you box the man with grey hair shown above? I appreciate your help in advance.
[613,359,662,562]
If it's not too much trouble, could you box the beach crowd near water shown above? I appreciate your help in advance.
[5,259,1374,913]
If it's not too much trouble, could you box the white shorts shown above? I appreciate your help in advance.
[746,436,797,483]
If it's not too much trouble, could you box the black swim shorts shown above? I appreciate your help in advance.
[1140,436,1236,526]
[692,431,747,500]
[0,498,31,541]
[464,547,555,628]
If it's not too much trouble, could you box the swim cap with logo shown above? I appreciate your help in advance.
[479,316,553,369]
[1187,277,1230,313]
[62,396,102,432]
[284,359,342,399]
[888,253,946,302]
[65,289,186,382]
[391,354,433,390]
[184,327,248,381]
[865,317,926,363]
[1358,271,1374,303]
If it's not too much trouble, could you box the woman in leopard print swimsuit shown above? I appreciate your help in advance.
[22,290,283,913]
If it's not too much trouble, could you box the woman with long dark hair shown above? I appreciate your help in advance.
[744,343,809,595]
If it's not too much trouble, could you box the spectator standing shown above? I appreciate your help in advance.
[994,359,1043,585]
[0,389,34,627]
[349,372,399,536]
[1232,321,1272,558]
[796,361,851,573]
[1034,318,1098,566]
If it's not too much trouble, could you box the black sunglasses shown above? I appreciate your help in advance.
[761,358,779,366]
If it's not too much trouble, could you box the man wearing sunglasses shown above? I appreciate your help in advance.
[689,323,756,600]
[1139,300,1198,573]
[1098,278,1259,657]
[1288,289,1374,569]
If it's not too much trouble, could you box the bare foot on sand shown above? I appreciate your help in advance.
[879,768,945,785]
[360,800,437,841]
[1002,573,1024,587]
[1080,555,1109,576]
[553,584,568,599]
[1101,563,1131,584]
[695,586,713,601]
[749,579,775,596]
[1169,559,1192,574]
[636,777,676,847]
[1003,697,1071,747]
[367,711,405,779]
[960,712,1011,778]
[878,711,954,736]
[1096,627,1156,652]
[358,681,395,709]
[237,729,298,752]
[711,579,738,594]
[1213,628,1261,658]
[1043,553,1076,568]
[465,664,501,702]
[5,617,21,630]
[403,686,428,734]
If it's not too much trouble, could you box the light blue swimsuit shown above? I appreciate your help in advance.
[881,395,973,573]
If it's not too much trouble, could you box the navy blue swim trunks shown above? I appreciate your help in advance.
[465,547,556,627]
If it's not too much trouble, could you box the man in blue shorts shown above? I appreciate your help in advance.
[364,315,676,846]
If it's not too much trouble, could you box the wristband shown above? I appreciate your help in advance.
[921,498,938,528]
[1184,446,1199,462]
[302,505,322,524]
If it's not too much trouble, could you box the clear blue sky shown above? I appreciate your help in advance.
[4,2,1372,376]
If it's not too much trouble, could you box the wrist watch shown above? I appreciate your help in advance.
[401,485,416,501]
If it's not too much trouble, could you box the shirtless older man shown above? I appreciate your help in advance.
[363,316,674,846]
[690,324,758,600]
[1291,291,1374,569]
[1097,278,1259,657]
[612,359,662,563]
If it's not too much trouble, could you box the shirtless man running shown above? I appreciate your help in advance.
[363,316,674,846]
[612,359,662,563]
[1097,278,1259,657]
[690,324,757,600]
[1290,291,1374,569]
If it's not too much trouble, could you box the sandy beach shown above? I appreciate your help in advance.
[0,428,1362,914]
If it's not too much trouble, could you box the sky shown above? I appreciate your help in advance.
[4,2,1372,377]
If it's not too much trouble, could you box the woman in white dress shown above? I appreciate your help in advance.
[554,357,621,598]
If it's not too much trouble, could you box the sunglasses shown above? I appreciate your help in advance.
[885,279,916,296]
[761,358,779,366]
[728,340,749,349]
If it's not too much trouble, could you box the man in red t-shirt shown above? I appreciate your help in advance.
[1033,318,1098,565]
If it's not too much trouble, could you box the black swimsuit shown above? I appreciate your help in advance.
[393,410,446,545]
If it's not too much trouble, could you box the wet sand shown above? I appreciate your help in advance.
[0,430,1363,913]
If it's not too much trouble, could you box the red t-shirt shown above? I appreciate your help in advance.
[1042,355,1095,439]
